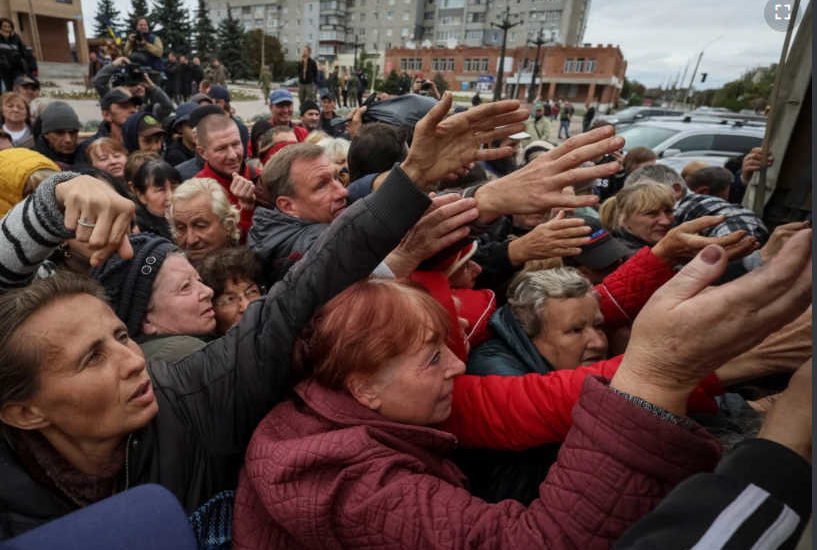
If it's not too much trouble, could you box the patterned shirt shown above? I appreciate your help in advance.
[674,192,769,243]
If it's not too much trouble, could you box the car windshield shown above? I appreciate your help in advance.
[609,107,644,119]
[618,126,680,150]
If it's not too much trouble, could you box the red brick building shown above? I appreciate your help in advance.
[0,0,88,64]
[385,43,626,110]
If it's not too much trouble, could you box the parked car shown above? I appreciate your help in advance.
[600,106,685,129]
[282,77,298,87]
[617,119,764,161]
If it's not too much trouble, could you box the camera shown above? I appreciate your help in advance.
[111,63,146,87]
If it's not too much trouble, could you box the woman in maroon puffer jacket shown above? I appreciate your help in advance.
[233,229,811,550]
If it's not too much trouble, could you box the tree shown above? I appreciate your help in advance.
[246,29,284,79]
[93,0,120,39]
[381,69,400,94]
[433,72,448,94]
[711,64,776,112]
[125,0,150,33]
[151,0,192,55]
[193,0,217,60]
[216,8,248,80]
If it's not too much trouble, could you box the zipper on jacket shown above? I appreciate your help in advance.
[124,433,133,491]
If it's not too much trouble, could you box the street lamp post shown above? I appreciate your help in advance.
[527,27,547,103]
[352,35,364,70]
[491,5,520,102]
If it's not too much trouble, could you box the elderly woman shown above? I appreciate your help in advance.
[1,92,33,148]
[197,247,264,335]
[169,177,241,262]
[84,137,128,179]
[600,181,676,255]
[129,159,179,240]
[233,225,811,550]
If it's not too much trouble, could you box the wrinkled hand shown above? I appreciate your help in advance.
[610,229,811,416]
[474,125,623,223]
[113,56,130,66]
[384,194,478,278]
[741,146,773,184]
[651,215,758,265]
[57,175,135,267]
[757,360,812,463]
[230,173,256,210]
[759,220,810,263]
[400,93,528,189]
[507,211,591,265]
[347,106,366,140]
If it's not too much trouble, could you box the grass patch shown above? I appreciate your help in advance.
[230,89,261,101]
[43,89,100,100]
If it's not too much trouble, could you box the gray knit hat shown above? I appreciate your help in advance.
[89,233,178,336]
[40,101,80,134]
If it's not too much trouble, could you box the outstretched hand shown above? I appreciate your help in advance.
[611,228,811,416]
[57,175,135,267]
[474,125,624,223]
[400,93,528,190]
[651,215,758,265]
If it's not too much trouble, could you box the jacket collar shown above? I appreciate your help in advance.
[489,304,555,374]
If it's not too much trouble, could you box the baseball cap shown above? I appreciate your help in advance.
[190,92,213,105]
[320,92,335,102]
[101,89,143,110]
[208,85,230,103]
[269,89,293,105]
[172,102,198,129]
[572,215,630,270]
[137,115,165,137]
[299,99,319,116]
[188,104,226,129]
[13,74,39,89]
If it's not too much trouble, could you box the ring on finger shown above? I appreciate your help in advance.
[77,218,97,228]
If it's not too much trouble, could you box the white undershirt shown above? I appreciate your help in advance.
[2,123,28,143]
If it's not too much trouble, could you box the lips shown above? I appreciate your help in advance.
[129,379,153,404]
[202,307,215,318]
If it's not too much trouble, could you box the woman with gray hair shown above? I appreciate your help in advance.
[169,177,241,263]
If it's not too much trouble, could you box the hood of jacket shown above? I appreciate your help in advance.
[467,304,554,376]
[247,206,328,267]
[32,135,82,170]
[122,111,151,153]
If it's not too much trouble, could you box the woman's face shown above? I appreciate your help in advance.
[352,333,465,426]
[141,254,216,336]
[0,21,12,36]
[8,294,157,447]
[137,179,174,217]
[533,294,608,370]
[91,148,127,178]
[2,97,27,125]
[212,277,262,335]
[621,206,674,244]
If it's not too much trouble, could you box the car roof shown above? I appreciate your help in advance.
[622,118,765,135]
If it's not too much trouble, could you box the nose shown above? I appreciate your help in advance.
[199,282,214,301]
[238,295,251,314]
[443,346,466,378]
[120,340,147,379]
[657,211,673,226]
[586,328,608,354]
[333,180,349,200]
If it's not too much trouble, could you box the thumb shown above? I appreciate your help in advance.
[662,244,727,302]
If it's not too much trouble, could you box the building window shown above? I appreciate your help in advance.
[447,58,454,70]
[387,28,392,36]
[545,10,560,22]
[585,58,596,73]
[480,58,488,71]
[575,58,584,72]
[469,12,485,22]
[360,12,366,20]
[563,58,575,73]
[403,12,409,20]
[401,58,407,71]
[464,58,471,71]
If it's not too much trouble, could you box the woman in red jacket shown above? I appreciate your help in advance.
[233,227,811,550]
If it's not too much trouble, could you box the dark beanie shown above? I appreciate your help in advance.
[89,233,177,336]
[299,99,319,116]
[40,101,80,134]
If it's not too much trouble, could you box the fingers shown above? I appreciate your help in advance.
[544,160,621,192]
[475,122,527,145]
[417,91,453,133]
[543,125,616,162]
[88,209,113,248]
[675,215,726,234]
[471,109,530,133]
[547,135,625,173]
[535,194,599,211]
[464,99,523,128]
[476,145,519,163]
[423,193,462,213]
[774,220,810,233]
[661,244,728,302]
[723,235,759,261]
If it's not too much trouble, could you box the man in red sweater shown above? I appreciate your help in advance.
[194,113,256,239]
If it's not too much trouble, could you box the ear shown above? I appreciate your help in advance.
[141,313,158,336]
[671,182,684,200]
[0,402,50,431]
[696,185,710,196]
[102,110,112,123]
[196,144,207,162]
[276,195,298,217]
[345,373,382,411]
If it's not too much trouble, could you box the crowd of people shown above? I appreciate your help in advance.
[0,18,812,550]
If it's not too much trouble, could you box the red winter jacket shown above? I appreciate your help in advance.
[444,357,722,450]
[233,376,720,550]
[195,163,255,240]
[595,245,675,329]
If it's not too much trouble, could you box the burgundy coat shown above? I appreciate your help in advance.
[234,376,720,550]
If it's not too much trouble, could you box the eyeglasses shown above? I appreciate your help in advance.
[214,284,263,309]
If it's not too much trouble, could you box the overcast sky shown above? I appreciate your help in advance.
[81,0,798,91]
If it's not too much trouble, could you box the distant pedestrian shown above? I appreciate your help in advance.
[340,68,349,107]
[558,100,573,139]
[583,102,596,133]
[258,66,272,104]
[297,46,318,104]
[346,69,359,108]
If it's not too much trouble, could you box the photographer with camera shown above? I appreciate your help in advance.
[93,56,175,123]
[124,18,163,72]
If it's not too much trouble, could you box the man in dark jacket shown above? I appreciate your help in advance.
[179,55,193,101]
[297,45,318,104]
[78,88,141,161]
[164,102,197,166]
[190,57,205,94]
[582,102,596,132]
[163,52,181,102]
[93,57,175,122]
[32,101,88,170]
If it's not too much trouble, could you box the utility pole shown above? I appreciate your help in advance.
[527,27,547,103]
[352,35,364,70]
[491,5,520,102]
[685,50,703,106]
